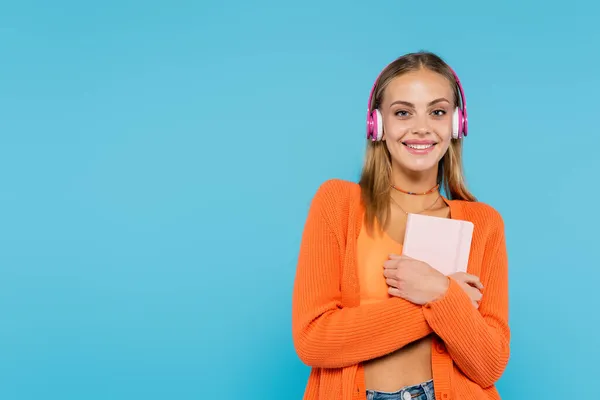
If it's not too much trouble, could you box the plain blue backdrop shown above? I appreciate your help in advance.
[1,1,598,399]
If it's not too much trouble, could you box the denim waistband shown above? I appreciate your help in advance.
[366,379,435,400]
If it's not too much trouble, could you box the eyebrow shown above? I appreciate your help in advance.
[389,98,451,108]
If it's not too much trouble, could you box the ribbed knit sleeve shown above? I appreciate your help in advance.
[291,180,433,369]
[422,206,510,388]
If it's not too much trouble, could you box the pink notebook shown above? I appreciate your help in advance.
[402,213,474,276]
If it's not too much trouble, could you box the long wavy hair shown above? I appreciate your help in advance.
[359,51,476,233]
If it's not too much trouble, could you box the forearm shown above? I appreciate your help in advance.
[423,278,510,387]
[293,297,432,368]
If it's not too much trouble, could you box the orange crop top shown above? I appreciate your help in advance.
[356,222,403,305]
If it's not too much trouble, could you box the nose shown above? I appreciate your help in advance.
[412,116,431,135]
[413,126,430,135]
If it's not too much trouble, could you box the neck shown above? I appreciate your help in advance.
[389,165,442,212]
[390,166,439,195]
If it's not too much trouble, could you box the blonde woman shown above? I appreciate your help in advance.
[292,52,509,400]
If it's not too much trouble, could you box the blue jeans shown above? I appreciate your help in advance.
[366,380,435,400]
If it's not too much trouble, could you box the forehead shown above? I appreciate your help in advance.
[382,69,453,104]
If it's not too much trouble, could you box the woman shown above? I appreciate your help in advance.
[291,51,510,400]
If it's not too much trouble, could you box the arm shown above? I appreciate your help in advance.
[291,181,433,369]
[422,213,510,387]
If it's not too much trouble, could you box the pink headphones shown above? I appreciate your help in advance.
[366,63,468,142]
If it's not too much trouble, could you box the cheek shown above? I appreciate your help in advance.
[383,118,412,140]
[433,119,453,140]
[438,139,452,154]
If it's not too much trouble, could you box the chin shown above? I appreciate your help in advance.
[399,160,439,174]
[393,147,443,173]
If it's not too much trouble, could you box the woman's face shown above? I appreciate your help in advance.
[380,68,455,175]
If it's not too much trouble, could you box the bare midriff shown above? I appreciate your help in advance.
[363,336,433,391]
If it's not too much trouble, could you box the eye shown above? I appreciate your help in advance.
[431,109,447,117]
[395,110,411,118]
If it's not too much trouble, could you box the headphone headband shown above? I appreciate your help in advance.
[366,58,469,141]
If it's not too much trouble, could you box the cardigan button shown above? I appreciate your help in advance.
[436,342,446,353]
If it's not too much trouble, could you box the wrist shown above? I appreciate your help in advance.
[430,275,450,303]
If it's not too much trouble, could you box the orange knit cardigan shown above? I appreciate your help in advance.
[291,179,510,400]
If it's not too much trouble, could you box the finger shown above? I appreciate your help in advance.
[460,273,484,290]
[390,254,419,261]
[475,290,483,302]
[466,287,483,306]
[385,278,399,288]
[383,259,398,269]
[388,286,403,297]
[383,268,396,279]
[449,272,468,282]
[466,285,482,297]
[389,253,415,261]
[469,278,484,291]
[464,273,481,284]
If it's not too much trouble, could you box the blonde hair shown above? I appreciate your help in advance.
[359,51,477,232]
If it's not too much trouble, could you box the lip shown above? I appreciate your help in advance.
[402,140,437,145]
[402,140,437,155]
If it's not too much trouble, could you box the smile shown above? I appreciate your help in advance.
[405,143,434,150]
[402,141,437,155]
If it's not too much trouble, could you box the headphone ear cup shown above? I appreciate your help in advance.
[367,111,373,140]
[366,110,375,141]
[366,109,384,141]
[452,107,461,139]
[375,110,383,140]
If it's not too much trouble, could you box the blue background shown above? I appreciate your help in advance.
[1,1,598,399]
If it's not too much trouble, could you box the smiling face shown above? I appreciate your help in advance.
[380,68,455,175]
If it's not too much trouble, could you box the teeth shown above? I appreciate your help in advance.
[406,143,433,150]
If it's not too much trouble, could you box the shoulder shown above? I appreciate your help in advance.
[459,200,504,222]
[454,199,505,235]
[457,200,505,247]
[310,178,361,208]
[306,179,362,229]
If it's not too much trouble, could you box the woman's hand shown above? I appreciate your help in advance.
[449,272,484,309]
[383,254,450,305]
